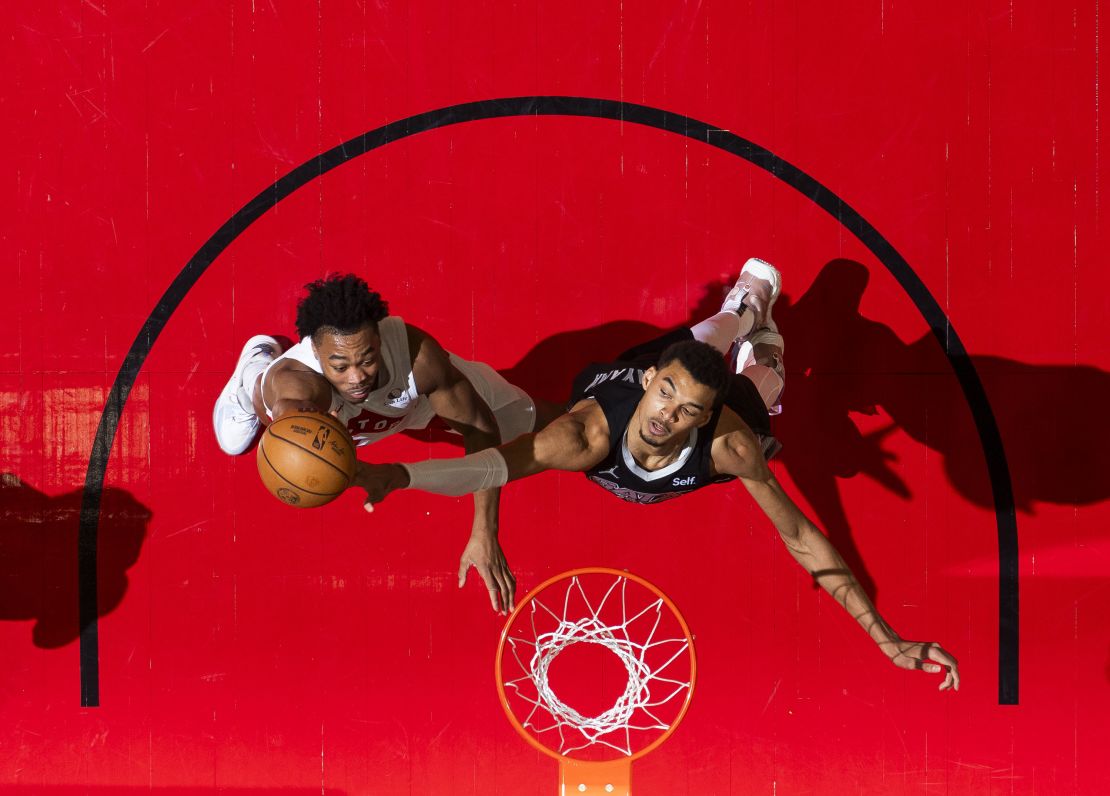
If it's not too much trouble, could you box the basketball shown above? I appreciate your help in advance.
[256,412,358,508]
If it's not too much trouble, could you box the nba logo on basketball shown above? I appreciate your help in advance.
[311,426,331,451]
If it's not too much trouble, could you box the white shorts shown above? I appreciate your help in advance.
[448,355,537,442]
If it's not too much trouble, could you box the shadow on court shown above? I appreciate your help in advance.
[409,258,1109,602]
[773,259,1109,507]
[0,475,149,648]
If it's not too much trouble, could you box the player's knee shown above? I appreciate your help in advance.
[740,364,784,412]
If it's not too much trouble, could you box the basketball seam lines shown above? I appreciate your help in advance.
[266,415,353,483]
[260,436,349,495]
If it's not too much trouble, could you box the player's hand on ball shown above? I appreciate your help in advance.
[458,530,516,615]
[883,639,961,691]
[353,461,408,512]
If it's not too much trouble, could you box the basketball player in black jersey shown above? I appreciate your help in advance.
[359,259,960,690]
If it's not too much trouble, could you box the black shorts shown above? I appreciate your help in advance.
[572,327,773,439]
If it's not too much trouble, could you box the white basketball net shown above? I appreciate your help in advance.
[501,573,693,758]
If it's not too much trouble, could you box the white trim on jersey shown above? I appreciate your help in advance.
[619,426,698,481]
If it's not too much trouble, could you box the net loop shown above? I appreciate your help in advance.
[502,574,693,757]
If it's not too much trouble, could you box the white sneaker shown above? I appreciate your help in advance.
[721,257,782,335]
[213,335,280,455]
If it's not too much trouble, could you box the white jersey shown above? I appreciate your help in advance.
[261,316,534,446]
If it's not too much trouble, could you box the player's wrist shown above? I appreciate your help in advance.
[351,461,372,489]
[391,463,412,490]
[873,629,905,657]
[469,522,498,540]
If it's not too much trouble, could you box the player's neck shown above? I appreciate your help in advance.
[624,427,689,472]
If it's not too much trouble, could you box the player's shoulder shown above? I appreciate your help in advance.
[403,322,447,360]
[533,399,612,470]
[710,405,769,479]
[268,355,321,382]
[403,322,454,391]
[565,398,612,453]
[264,357,332,406]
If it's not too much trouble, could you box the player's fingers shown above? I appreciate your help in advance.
[494,570,513,615]
[921,645,957,680]
[943,661,960,691]
[907,655,933,673]
[362,500,374,514]
[927,644,959,668]
[898,652,936,675]
[458,558,471,588]
[501,567,517,612]
[476,565,501,612]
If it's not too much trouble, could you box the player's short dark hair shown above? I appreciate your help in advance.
[295,273,389,340]
[656,340,730,407]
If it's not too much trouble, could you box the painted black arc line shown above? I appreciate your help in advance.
[78,95,1018,707]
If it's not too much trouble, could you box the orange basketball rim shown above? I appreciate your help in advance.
[495,567,697,795]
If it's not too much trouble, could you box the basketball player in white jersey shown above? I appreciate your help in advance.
[213,273,557,614]
[356,259,961,689]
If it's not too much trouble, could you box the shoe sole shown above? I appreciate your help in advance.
[739,257,782,305]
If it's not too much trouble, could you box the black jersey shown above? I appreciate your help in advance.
[568,362,736,504]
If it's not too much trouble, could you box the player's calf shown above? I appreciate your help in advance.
[736,326,785,414]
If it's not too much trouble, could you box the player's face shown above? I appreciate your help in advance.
[635,363,717,448]
[312,324,382,403]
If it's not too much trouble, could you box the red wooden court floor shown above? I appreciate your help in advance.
[2,2,1108,793]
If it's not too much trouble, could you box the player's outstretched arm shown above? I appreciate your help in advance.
[499,401,610,479]
[265,364,335,421]
[408,326,513,613]
[357,401,610,505]
[711,424,960,691]
[408,326,502,447]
